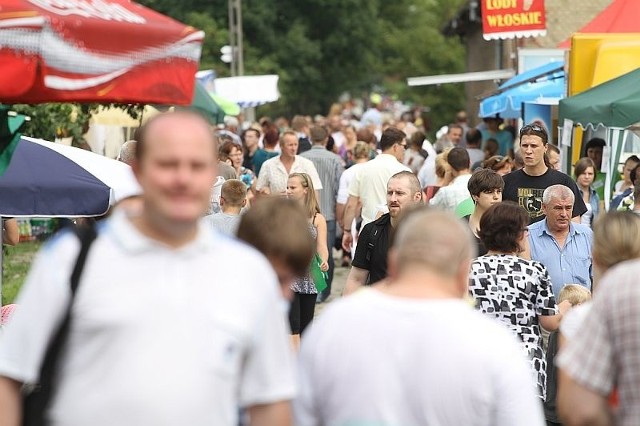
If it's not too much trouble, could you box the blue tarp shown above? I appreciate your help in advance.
[479,61,565,119]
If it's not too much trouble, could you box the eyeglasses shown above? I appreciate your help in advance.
[397,142,407,149]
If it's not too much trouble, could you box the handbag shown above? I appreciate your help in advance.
[309,253,328,293]
[22,224,97,426]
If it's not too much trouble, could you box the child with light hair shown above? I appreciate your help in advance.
[544,284,592,425]
[558,284,591,307]
[203,179,247,236]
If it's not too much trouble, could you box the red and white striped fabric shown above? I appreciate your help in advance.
[0,0,203,105]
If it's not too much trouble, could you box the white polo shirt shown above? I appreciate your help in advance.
[0,212,295,426]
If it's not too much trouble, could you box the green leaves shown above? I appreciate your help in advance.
[137,0,468,126]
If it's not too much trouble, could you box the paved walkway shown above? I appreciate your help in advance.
[315,251,349,316]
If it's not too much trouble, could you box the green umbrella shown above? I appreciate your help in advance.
[189,80,226,125]
[0,106,28,175]
[211,94,241,116]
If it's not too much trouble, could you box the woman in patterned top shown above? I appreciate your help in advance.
[286,173,329,349]
[468,202,571,400]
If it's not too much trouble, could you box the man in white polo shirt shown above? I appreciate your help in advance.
[341,127,411,252]
[0,111,295,426]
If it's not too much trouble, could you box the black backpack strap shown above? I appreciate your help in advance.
[23,224,97,426]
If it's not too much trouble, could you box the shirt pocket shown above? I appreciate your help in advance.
[206,325,244,379]
[572,255,591,286]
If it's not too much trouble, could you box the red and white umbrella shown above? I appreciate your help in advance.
[0,0,204,105]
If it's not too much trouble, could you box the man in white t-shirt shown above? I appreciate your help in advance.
[0,112,295,426]
[295,208,544,426]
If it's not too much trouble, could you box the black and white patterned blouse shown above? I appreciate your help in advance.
[469,254,558,399]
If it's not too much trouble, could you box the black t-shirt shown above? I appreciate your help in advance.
[461,215,488,257]
[502,168,588,223]
[352,213,392,285]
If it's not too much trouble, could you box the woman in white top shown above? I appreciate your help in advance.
[613,155,640,197]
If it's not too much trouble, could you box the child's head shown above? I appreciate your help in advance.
[558,284,592,306]
[236,197,315,300]
[220,179,247,212]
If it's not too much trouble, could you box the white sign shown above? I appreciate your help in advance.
[561,119,573,147]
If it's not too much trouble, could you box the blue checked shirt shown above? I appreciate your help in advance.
[528,219,593,297]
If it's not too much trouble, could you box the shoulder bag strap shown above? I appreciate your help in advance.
[24,224,97,419]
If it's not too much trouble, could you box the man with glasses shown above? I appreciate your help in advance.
[342,127,411,253]
[503,124,586,223]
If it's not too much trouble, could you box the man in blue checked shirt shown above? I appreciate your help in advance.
[528,184,593,297]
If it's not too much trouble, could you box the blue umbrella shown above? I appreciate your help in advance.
[479,61,565,119]
[0,137,141,217]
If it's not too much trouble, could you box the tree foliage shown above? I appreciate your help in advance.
[138,0,467,128]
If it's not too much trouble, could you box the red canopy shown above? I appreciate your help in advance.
[0,0,204,105]
[559,0,640,48]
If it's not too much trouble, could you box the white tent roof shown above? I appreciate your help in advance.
[214,75,279,108]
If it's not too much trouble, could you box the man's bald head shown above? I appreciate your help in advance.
[393,208,475,278]
[135,111,215,163]
[117,140,137,166]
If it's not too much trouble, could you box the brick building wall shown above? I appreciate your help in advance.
[445,0,613,124]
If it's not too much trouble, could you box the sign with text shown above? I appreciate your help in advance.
[482,0,547,40]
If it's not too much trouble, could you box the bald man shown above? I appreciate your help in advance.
[295,208,544,425]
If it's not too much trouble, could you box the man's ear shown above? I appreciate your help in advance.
[241,197,247,207]
[219,196,226,206]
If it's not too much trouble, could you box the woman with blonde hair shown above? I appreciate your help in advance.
[286,173,330,347]
[423,150,451,204]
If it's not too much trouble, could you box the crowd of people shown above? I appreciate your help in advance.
[0,105,638,426]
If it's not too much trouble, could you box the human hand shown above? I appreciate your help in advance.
[342,233,352,252]
[558,299,572,315]
[320,261,329,272]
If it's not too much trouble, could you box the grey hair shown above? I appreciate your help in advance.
[542,184,575,205]
[393,208,475,277]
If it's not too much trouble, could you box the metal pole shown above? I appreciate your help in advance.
[236,0,244,77]
[228,0,236,76]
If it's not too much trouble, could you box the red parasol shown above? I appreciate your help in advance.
[0,0,203,105]
[558,0,640,48]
